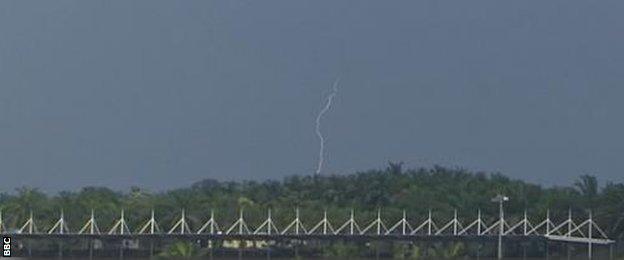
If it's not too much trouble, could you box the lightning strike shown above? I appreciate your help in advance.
[315,78,340,175]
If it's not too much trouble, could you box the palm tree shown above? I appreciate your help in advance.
[575,175,599,210]
[4,187,48,227]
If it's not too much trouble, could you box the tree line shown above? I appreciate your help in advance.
[0,163,622,240]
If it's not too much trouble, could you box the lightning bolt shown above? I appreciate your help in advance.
[315,78,340,175]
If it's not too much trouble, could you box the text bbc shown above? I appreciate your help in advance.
[2,237,9,257]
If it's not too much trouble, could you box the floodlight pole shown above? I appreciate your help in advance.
[492,194,509,260]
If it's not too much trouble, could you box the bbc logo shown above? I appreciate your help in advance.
[2,237,10,257]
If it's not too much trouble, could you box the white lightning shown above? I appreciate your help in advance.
[315,78,340,175]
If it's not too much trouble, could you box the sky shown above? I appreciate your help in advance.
[1,0,623,192]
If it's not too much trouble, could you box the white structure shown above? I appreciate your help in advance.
[1,205,614,259]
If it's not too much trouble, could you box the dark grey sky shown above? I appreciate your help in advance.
[1,1,623,191]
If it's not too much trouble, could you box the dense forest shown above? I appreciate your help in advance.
[1,163,623,242]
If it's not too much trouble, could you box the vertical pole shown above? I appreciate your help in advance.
[119,240,124,260]
[453,209,458,235]
[567,208,573,260]
[90,209,96,234]
[58,239,63,259]
[239,209,244,235]
[427,210,432,236]
[402,210,407,235]
[323,210,328,235]
[27,210,33,258]
[210,210,215,234]
[181,209,186,234]
[546,210,551,235]
[523,210,528,235]
[523,242,527,260]
[29,211,34,234]
[89,237,94,260]
[588,211,593,259]
[498,199,503,260]
[546,240,550,260]
[150,240,154,259]
[294,240,299,259]
[120,210,125,235]
[377,208,381,235]
[150,209,155,234]
[295,208,300,235]
[350,209,354,235]
[60,210,65,234]
[568,208,572,237]
[267,209,272,235]
[477,210,482,235]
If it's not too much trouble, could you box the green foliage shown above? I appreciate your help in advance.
[427,242,465,259]
[157,241,203,258]
[392,242,423,259]
[322,241,360,257]
[0,164,623,240]
[408,245,422,259]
